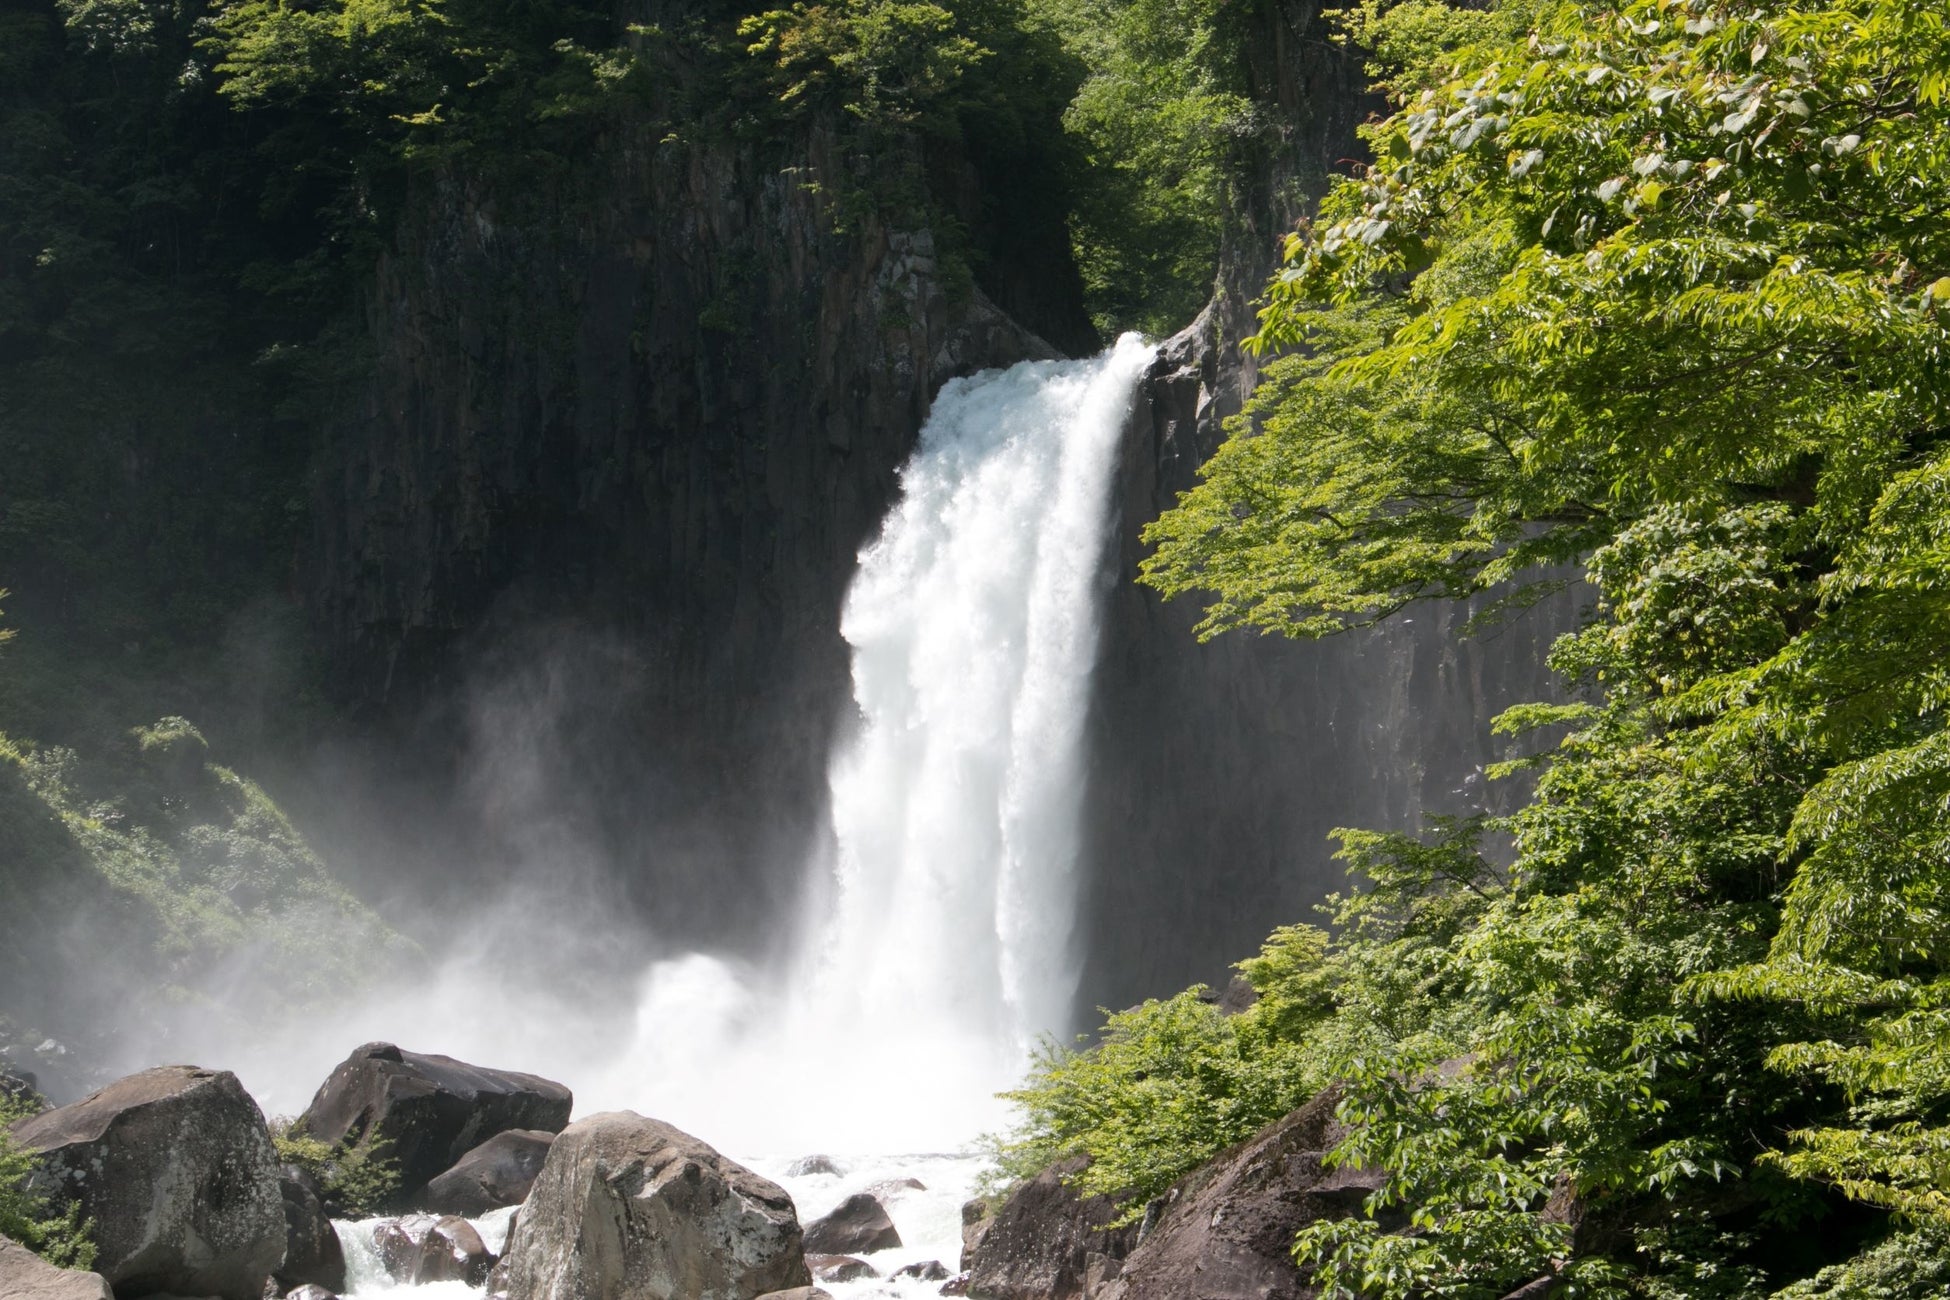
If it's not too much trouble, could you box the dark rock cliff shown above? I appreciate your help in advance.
[296,0,1573,1010]
[1075,0,1576,1013]
[303,119,1065,937]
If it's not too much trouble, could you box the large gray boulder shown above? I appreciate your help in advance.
[7,1066,284,1300]
[0,1234,113,1300]
[964,1156,1138,1300]
[294,1042,572,1200]
[421,1128,555,1214]
[801,1192,901,1254]
[495,1110,812,1300]
[274,1163,346,1293]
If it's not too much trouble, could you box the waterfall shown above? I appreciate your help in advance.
[606,336,1156,1153]
[222,337,1156,1164]
[812,333,1158,1065]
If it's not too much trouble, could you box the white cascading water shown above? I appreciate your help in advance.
[598,334,1158,1155]
[806,330,1157,1102]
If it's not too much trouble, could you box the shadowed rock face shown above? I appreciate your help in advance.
[422,1128,556,1215]
[1074,0,1579,1018]
[1096,1087,1384,1300]
[9,1066,284,1300]
[965,1155,1139,1300]
[497,1110,812,1300]
[296,1042,572,1200]
[298,117,1065,956]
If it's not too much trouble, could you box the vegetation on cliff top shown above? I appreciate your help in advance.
[1001,0,1950,1293]
[0,716,407,1083]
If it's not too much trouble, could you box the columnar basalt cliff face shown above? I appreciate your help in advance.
[1074,0,1576,1013]
[306,121,1063,937]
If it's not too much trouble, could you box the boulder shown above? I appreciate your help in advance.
[373,1213,496,1286]
[802,1192,901,1254]
[418,1214,497,1285]
[756,1290,833,1300]
[960,1197,993,1271]
[1,1065,43,1107]
[294,1043,572,1200]
[421,1128,555,1215]
[895,1258,951,1281]
[807,1253,878,1282]
[495,1110,812,1300]
[1091,1086,1383,1300]
[867,1177,926,1198]
[963,1157,1137,1300]
[785,1155,841,1177]
[0,1234,113,1300]
[8,1066,284,1300]
[940,1276,972,1297]
[274,1164,345,1293]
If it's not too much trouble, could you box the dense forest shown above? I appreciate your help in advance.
[996,0,1950,1294]
[8,0,1950,1294]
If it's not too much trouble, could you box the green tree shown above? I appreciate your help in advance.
[1131,0,1950,1291]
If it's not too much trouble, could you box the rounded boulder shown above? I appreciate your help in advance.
[7,1066,284,1300]
[293,1043,571,1202]
[496,1111,812,1300]
[421,1128,555,1215]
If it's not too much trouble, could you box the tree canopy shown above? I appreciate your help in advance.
[998,0,1950,1293]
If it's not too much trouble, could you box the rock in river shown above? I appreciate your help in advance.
[374,1213,497,1286]
[274,1163,346,1293]
[802,1191,902,1255]
[422,1127,555,1214]
[8,1066,285,1300]
[294,1042,571,1200]
[496,1110,812,1300]
[807,1253,878,1282]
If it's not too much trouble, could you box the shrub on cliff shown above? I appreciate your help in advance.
[270,1122,400,1219]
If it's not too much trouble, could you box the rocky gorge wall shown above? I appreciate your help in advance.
[1073,0,1577,1011]
[296,0,1576,1020]
[300,115,1069,942]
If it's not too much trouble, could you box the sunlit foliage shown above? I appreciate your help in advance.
[1106,0,1950,1291]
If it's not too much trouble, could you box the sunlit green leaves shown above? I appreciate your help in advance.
[1137,0,1950,1288]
